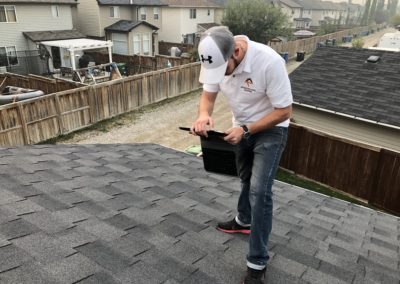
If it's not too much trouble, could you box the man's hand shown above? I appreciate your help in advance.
[191,115,214,137]
[224,127,244,145]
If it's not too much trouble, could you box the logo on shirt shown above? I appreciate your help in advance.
[241,78,256,93]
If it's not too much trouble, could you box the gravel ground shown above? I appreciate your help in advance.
[58,28,393,152]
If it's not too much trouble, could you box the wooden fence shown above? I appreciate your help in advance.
[0,62,201,146]
[86,52,192,75]
[0,73,85,94]
[270,24,381,59]
[280,124,400,216]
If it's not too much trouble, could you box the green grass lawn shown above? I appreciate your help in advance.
[275,168,373,208]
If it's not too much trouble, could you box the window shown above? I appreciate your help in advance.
[133,34,141,55]
[110,6,120,18]
[0,46,18,67]
[153,7,159,20]
[51,5,59,17]
[143,34,150,55]
[140,7,146,20]
[190,8,196,19]
[0,5,17,22]
[112,33,128,55]
[207,9,210,16]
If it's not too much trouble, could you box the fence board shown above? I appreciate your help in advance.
[0,106,25,146]
[20,96,60,144]
[280,124,383,202]
[370,150,400,214]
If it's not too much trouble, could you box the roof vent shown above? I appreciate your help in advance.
[366,55,380,63]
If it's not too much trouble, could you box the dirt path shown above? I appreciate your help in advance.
[58,28,394,151]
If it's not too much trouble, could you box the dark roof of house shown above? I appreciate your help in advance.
[198,22,220,30]
[0,0,77,4]
[97,0,166,5]
[23,30,86,42]
[0,143,399,284]
[97,0,224,7]
[105,20,159,33]
[289,46,400,128]
[280,0,303,8]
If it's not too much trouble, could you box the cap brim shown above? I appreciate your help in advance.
[199,60,228,84]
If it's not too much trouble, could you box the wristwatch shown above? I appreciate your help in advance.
[241,125,251,139]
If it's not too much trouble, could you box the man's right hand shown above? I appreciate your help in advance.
[191,115,214,137]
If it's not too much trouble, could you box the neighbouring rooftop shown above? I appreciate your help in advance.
[0,144,399,283]
[290,46,400,128]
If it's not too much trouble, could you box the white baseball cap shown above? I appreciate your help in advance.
[198,26,235,84]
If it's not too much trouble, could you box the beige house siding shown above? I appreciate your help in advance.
[137,7,162,31]
[214,8,224,24]
[100,6,133,38]
[280,4,301,28]
[107,25,156,56]
[159,8,182,42]
[128,25,155,55]
[159,7,216,43]
[75,0,101,37]
[293,106,400,152]
[0,4,73,51]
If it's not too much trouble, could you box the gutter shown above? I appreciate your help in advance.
[293,102,400,130]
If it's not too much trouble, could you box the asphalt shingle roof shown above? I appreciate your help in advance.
[105,20,159,33]
[0,0,77,3]
[290,46,400,128]
[0,143,399,283]
[23,30,86,42]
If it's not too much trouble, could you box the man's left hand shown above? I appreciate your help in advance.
[224,127,243,145]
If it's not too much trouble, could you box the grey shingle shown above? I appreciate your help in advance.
[42,253,100,284]
[0,218,39,240]
[75,240,132,273]
[290,47,400,127]
[0,144,399,284]
[0,244,32,273]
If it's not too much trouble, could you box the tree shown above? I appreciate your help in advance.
[389,13,400,26]
[221,0,291,43]
[352,38,364,48]
[361,0,372,25]
[368,0,378,23]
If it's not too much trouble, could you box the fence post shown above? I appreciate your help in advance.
[54,93,65,135]
[16,104,29,145]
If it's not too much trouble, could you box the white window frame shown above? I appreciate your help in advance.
[0,46,18,67]
[0,5,17,23]
[140,7,146,20]
[51,5,59,18]
[153,7,159,20]
[190,8,196,19]
[110,6,120,18]
[133,34,141,55]
[142,33,150,55]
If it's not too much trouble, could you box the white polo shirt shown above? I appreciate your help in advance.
[203,36,293,127]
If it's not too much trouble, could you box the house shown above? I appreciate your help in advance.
[75,0,223,50]
[279,0,303,29]
[0,143,399,283]
[0,0,78,74]
[158,0,222,44]
[289,46,400,152]
[105,20,159,55]
[75,0,165,56]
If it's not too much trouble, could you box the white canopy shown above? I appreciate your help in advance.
[294,30,316,36]
[41,38,113,70]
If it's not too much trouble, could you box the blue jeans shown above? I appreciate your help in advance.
[236,126,288,270]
